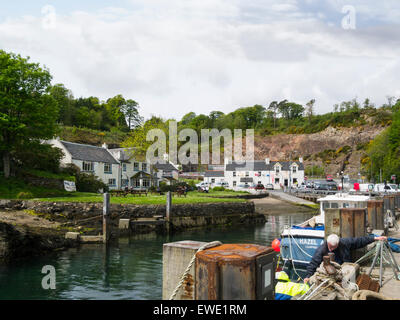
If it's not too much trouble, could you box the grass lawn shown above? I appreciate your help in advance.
[36,191,247,204]
[0,175,78,199]
[1,175,249,204]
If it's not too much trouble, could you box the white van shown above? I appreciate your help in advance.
[374,184,397,193]
[214,181,229,188]
[196,182,209,188]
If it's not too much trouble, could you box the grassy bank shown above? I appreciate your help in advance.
[0,176,77,199]
[36,191,247,204]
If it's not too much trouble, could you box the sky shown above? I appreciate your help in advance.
[1,0,400,120]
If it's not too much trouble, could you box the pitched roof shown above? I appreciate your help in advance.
[60,141,119,164]
[154,162,178,172]
[204,170,224,177]
[226,160,304,171]
[108,147,138,162]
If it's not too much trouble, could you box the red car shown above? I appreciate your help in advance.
[255,184,265,190]
[326,175,333,181]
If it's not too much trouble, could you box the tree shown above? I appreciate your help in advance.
[123,99,143,130]
[0,50,58,178]
[306,99,315,121]
[49,83,74,125]
[268,101,279,129]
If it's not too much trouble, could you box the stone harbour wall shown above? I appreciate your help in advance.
[0,199,265,236]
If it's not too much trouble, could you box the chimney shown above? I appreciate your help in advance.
[163,153,169,161]
[265,158,270,165]
[224,157,230,165]
[102,143,108,149]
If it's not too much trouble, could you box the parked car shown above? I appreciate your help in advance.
[265,183,274,190]
[254,183,265,190]
[196,182,209,188]
[374,183,398,193]
[237,183,250,189]
[326,174,334,181]
[214,181,229,188]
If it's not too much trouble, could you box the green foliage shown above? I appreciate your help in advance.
[366,107,400,182]
[49,84,142,132]
[305,165,325,177]
[16,192,33,199]
[0,175,77,199]
[75,172,106,193]
[14,143,65,173]
[212,186,226,191]
[0,50,59,177]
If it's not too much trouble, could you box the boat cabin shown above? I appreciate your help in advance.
[316,193,371,224]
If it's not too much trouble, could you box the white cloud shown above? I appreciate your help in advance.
[0,2,399,121]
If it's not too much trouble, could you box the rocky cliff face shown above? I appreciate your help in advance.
[237,125,387,178]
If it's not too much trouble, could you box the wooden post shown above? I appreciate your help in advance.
[367,200,384,230]
[166,191,172,221]
[103,192,110,244]
[166,191,172,234]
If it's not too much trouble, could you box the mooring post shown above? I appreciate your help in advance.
[166,191,172,234]
[166,191,172,221]
[103,192,110,244]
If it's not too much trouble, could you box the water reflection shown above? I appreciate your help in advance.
[0,212,314,300]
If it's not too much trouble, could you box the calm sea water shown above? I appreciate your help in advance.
[0,212,314,300]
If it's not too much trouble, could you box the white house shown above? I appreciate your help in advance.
[204,171,226,186]
[108,147,155,189]
[49,139,121,190]
[224,157,305,190]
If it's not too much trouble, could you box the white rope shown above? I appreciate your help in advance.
[287,228,314,259]
[287,228,305,281]
[169,241,222,300]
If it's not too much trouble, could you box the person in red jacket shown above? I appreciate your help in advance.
[304,233,387,283]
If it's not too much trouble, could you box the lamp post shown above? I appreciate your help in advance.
[289,150,298,193]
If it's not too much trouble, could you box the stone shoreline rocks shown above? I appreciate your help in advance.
[0,222,78,263]
[0,200,265,262]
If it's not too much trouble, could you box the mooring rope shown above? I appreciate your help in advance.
[169,240,222,300]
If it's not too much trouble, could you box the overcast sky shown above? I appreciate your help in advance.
[1,0,399,120]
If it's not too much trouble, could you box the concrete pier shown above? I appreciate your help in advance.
[162,240,208,300]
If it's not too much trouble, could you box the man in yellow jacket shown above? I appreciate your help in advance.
[275,271,309,300]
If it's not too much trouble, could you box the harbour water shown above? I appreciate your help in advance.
[0,212,314,300]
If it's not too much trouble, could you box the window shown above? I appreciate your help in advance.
[108,178,116,186]
[233,172,236,177]
[134,162,139,171]
[245,172,249,177]
[258,181,261,184]
[82,161,94,172]
[143,179,150,187]
[292,166,297,173]
[275,178,280,184]
[122,163,127,172]
[275,166,280,173]
[211,178,215,183]
[331,203,339,209]
[258,171,262,176]
[104,163,112,174]
[121,179,129,187]
[135,179,141,187]
[233,181,237,187]
[142,163,147,172]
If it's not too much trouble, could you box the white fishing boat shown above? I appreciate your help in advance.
[279,193,372,270]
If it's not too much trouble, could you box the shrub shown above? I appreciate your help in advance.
[14,143,64,173]
[75,172,106,193]
[212,186,226,191]
[17,192,33,199]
